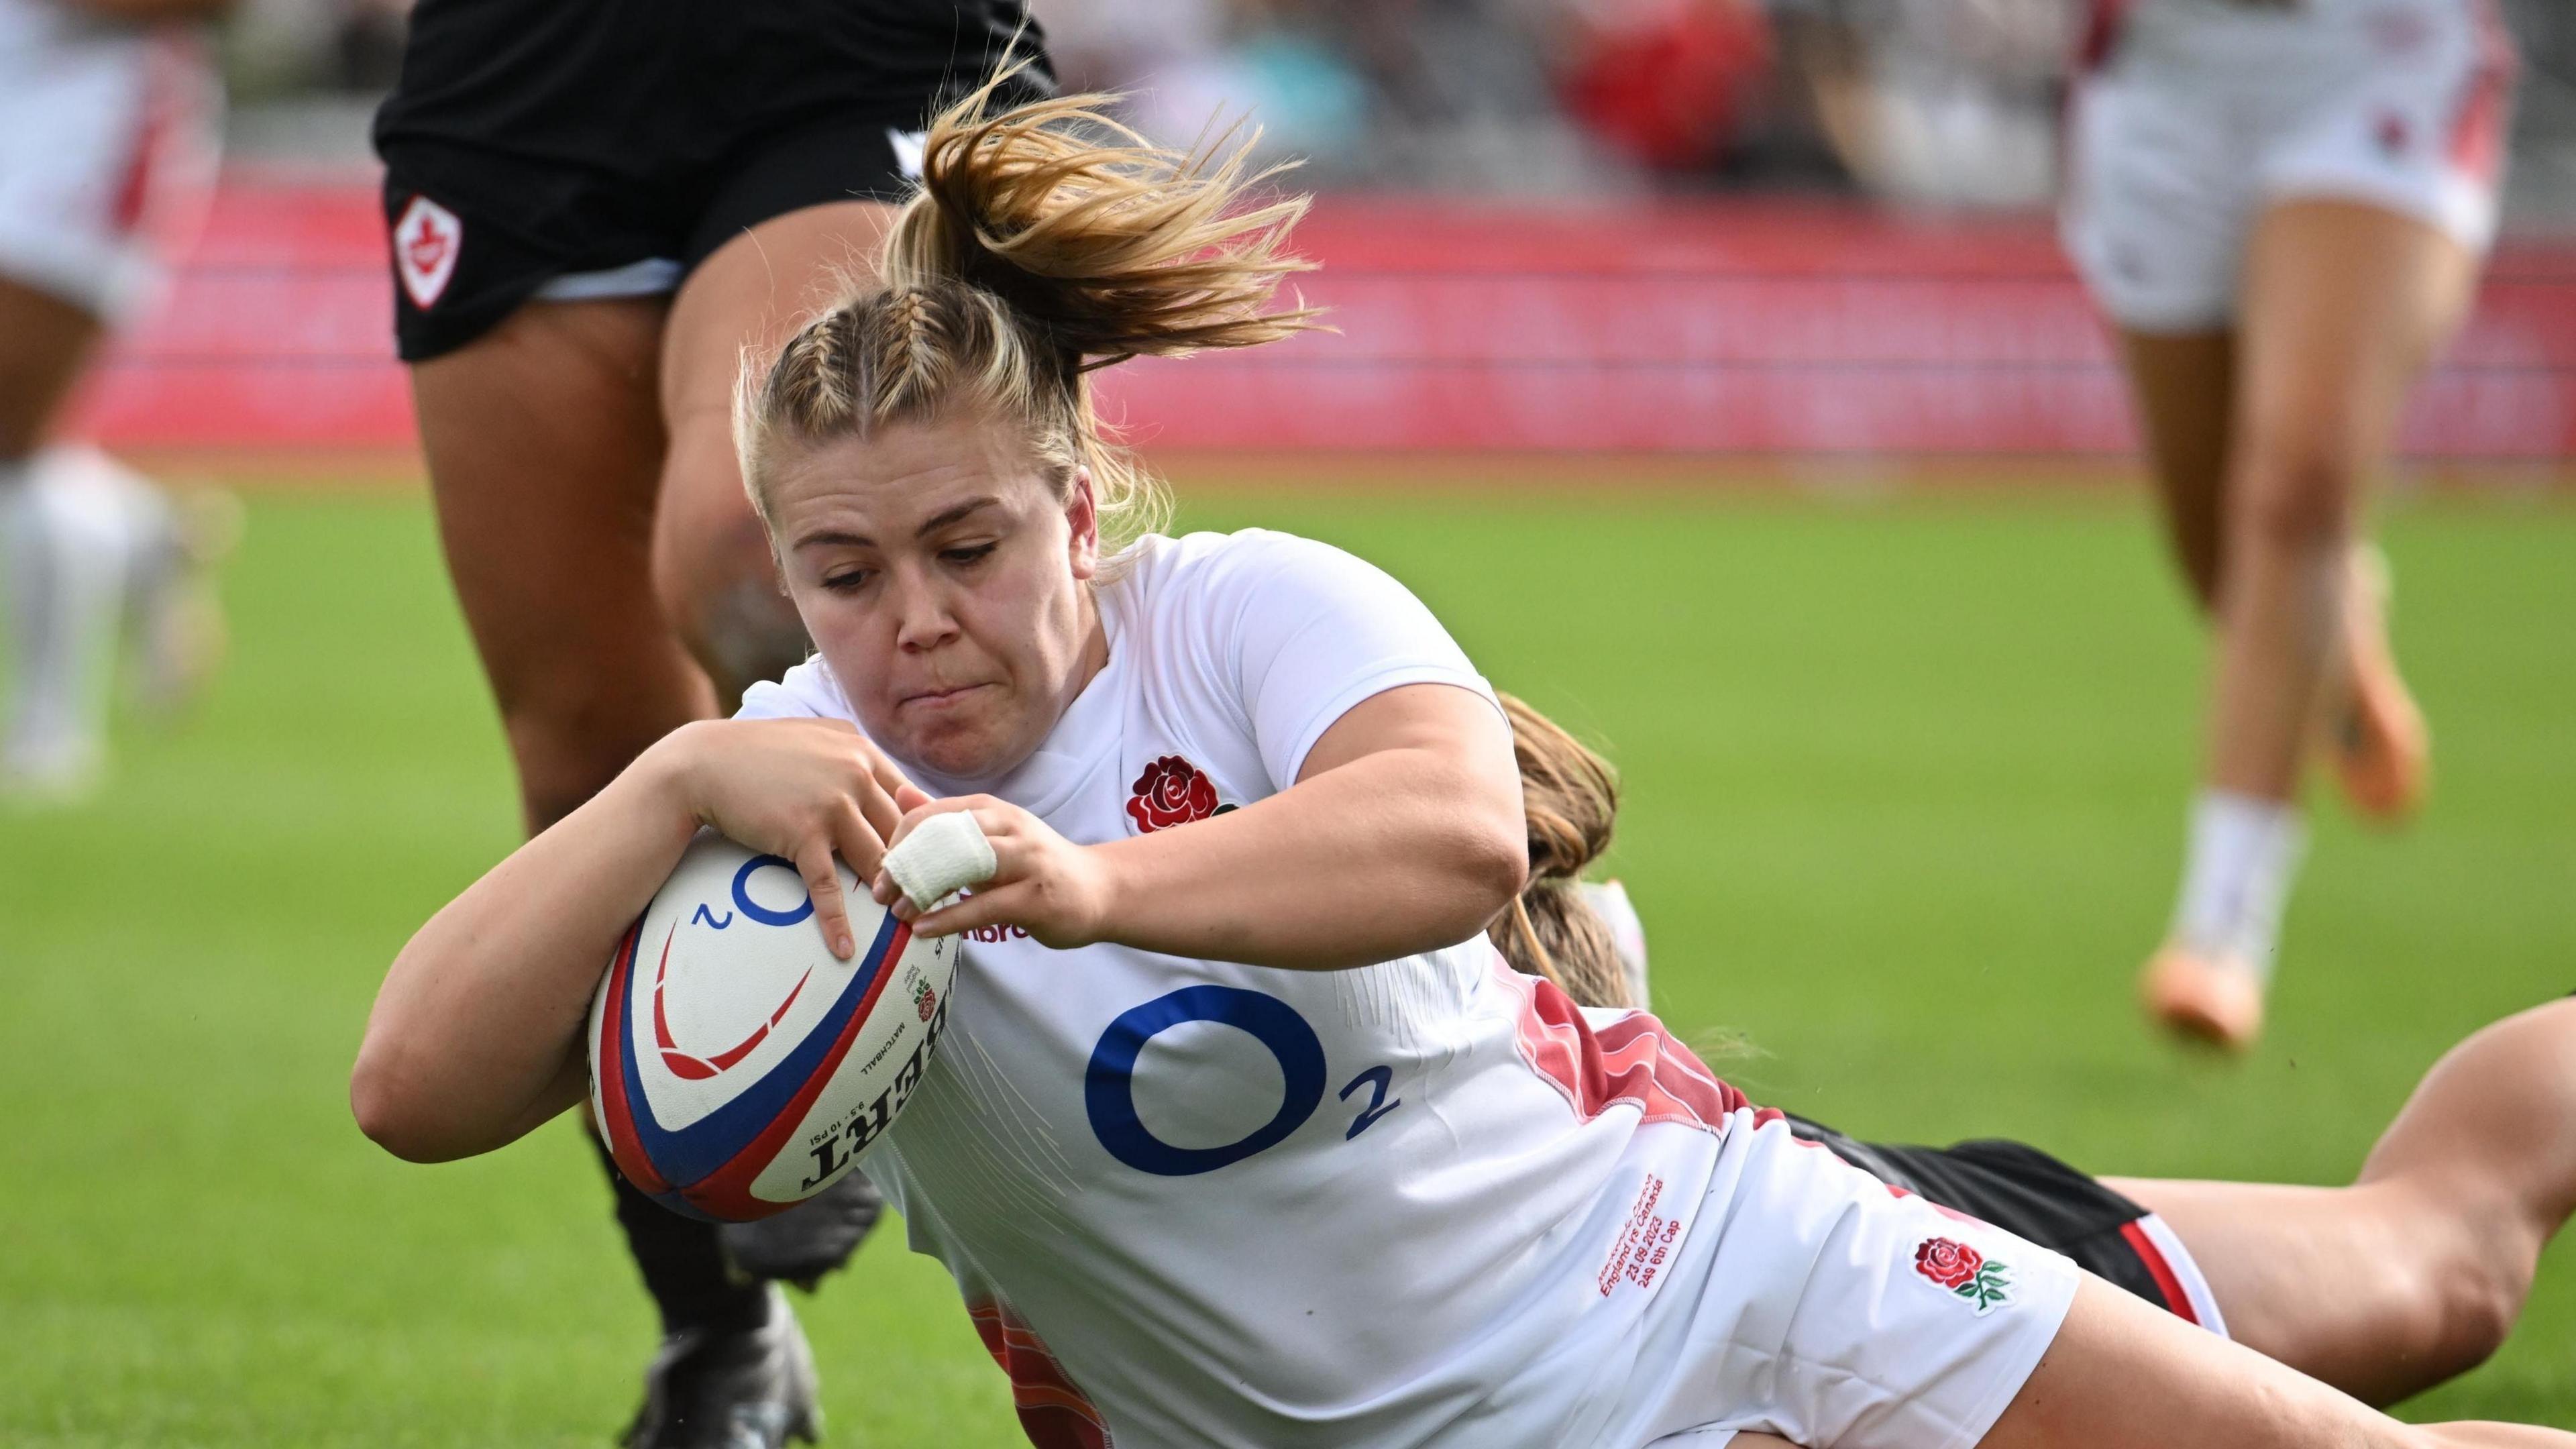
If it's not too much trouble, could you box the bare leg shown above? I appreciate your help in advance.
[2121,328,2424,820]
[2138,201,2477,1049]
[2208,199,2471,807]
[651,201,896,708]
[0,274,99,460]
[0,276,117,794]
[1728,1277,2571,1449]
[411,296,710,833]
[1978,1277,2571,1449]
[2118,328,2237,611]
[2107,997,2576,1404]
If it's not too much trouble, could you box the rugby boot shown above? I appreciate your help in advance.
[621,1285,822,1449]
[2326,544,2429,824]
[2139,943,2265,1053]
[720,1170,885,1290]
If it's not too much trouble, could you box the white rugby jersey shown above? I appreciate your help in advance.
[739,529,2076,1449]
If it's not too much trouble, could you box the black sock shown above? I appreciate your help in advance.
[592,1137,771,1338]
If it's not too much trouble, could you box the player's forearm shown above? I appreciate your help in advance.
[1091,745,1527,970]
[352,741,700,1163]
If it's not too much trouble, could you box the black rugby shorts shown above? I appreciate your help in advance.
[372,0,1051,361]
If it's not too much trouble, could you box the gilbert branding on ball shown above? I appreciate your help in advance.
[588,831,976,1222]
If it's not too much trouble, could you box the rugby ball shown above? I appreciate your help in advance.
[588,834,956,1222]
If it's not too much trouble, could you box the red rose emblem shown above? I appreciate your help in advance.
[1914,1237,1982,1290]
[1126,755,1221,833]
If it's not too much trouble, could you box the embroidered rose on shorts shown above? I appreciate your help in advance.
[1916,1236,2012,1315]
[1126,755,1224,833]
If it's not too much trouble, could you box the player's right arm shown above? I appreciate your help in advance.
[351,718,924,1163]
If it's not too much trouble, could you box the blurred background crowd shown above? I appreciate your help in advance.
[210,0,2576,216]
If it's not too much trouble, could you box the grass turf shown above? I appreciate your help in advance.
[2,483,2571,1445]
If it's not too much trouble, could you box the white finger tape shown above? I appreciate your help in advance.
[884,810,999,911]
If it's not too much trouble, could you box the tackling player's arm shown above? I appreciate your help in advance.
[874,681,1529,970]
[352,718,926,1163]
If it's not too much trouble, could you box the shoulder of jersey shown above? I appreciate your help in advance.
[739,657,855,724]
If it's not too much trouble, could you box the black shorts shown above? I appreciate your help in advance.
[372,0,1051,361]
[1784,1114,2220,1329]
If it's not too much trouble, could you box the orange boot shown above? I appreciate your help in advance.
[2328,545,2429,824]
[2140,943,2266,1052]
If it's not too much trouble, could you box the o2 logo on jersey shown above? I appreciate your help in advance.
[1083,987,1400,1175]
[654,855,818,1081]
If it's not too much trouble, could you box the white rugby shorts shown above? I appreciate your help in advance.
[1614,1113,2085,1449]
[0,13,219,323]
[2061,0,2516,333]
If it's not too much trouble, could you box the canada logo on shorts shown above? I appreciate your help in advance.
[393,195,462,311]
[1125,755,1234,833]
[1916,1236,2013,1316]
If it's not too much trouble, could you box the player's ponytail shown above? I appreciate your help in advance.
[1489,695,1634,1010]
[887,66,1317,369]
[737,66,1320,551]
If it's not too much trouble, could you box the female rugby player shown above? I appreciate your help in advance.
[372,3,1046,1438]
[2061,0,2518,1049]
[357,78,2576,1448]
[1,0,229,801]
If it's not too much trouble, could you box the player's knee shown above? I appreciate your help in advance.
[2394,1226,2526,1375]
[2231,431,2362,555]
[649,488,808,699]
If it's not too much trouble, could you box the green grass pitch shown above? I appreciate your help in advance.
[3,480,2572,1446]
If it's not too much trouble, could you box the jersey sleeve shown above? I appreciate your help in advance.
[1179,531,1501,792]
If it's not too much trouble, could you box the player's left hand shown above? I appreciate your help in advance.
[871,796,1113,949]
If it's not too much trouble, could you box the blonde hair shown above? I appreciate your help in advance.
[735,67,1320,548]
[1488,694,1633,1010]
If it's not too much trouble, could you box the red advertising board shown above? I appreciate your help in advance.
[78,176,2576,459]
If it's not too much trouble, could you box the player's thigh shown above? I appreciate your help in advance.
[2231,200,2479,530]
[2117,327,2236,608]
[0,275,103,459]
[1978,1275,2424,1449]
[651,201,898,667]
[412,295,713,830]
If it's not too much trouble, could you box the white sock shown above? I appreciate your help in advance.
[2170,790,2307,982]
[1,447,145,778]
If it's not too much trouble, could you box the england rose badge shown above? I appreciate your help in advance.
[1915,1236,2013,1316]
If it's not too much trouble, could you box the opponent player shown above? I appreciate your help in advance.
[0,0,231,802]
[357,78,2576,1448]
[2061,0,2518,1048]
[372,5,1046,1440]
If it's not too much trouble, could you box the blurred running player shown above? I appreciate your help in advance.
[2061,0,2517,1049]
[0,0,231,802]
[359,78,2576,1449]
[371,3,1047,1443]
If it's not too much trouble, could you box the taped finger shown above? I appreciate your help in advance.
[883,809,1000,912]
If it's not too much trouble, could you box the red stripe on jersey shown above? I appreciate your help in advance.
[2447,0,2519,184]
[109,50,176,235]
[2118,1220,2200,1326]
[2076,0,2130,72]
[1499,959,1747,1131]
[967,1301,1114,1448]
